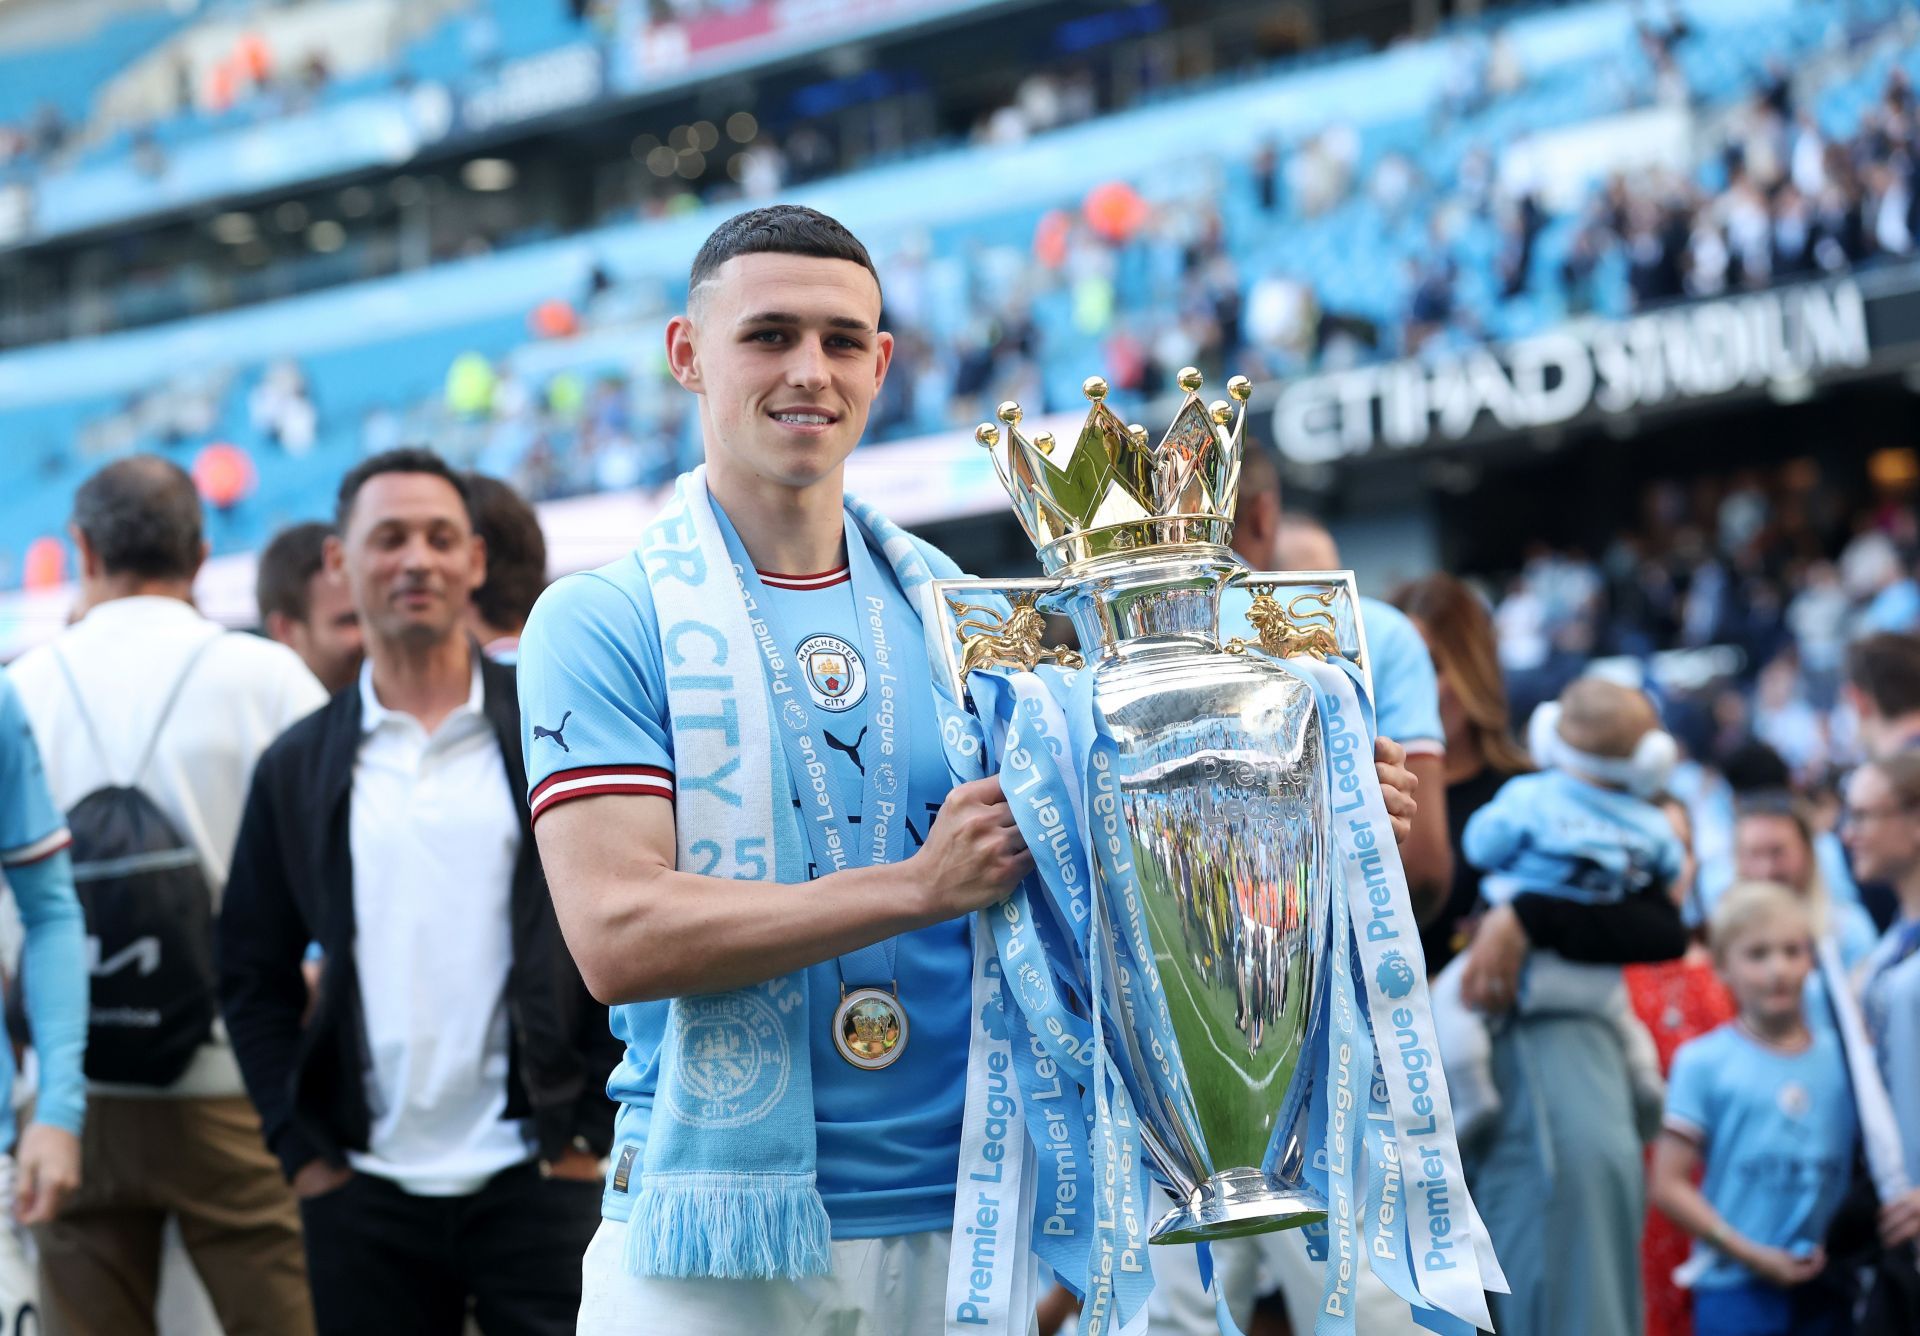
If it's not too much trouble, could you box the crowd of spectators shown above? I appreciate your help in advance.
[1488,457,1920,773]
[447,0,1920,501]
[15,2,1920,587]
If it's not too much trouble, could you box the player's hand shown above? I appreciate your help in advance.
[912,776,1033,918]
[1737,1241,1823,1288]
[1375,736,1417,845]
[1880,1187,1920,1247]
[13,1122,80,1224]
[291,1158,354,1200]
[1460,903,1529,1014]
[1036,1283,1082,1336]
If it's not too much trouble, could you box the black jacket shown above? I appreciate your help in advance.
[218,653,618,1180]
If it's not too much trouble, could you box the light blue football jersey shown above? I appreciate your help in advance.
[1664,1023,1857,1290]
[0,673,65,871]
[0,671,82,1153]
[1463,769,1685,906]
[517,513,968,1239]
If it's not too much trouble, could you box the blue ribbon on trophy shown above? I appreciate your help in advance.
[928,369,1503,1336]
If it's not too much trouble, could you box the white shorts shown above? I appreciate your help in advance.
[579,1218,1039,1336]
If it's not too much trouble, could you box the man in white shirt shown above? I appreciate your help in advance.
[9,455,323,1336]
[220,449,612,1336]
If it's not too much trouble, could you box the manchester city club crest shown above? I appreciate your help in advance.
[796,633,868,712]
[665,993,791,1128]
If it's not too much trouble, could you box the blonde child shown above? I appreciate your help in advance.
[1650,882,1857,1336]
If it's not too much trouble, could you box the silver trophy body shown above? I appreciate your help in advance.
[936,547,1368,1244]
[939,368,1369,1243]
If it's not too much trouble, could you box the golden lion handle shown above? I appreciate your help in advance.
[946,591,1084,674]
[1219,573,1366,684]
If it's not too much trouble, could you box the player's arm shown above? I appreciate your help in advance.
[1400,751,1451,923]
[536,778,1030,1005]
[0,676,87,1223]
[1364,606,1452,915]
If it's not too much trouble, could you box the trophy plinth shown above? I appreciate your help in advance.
[935,370,1373,1245]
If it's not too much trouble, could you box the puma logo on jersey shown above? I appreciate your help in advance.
[824,726,868,775]
[533,711,573,752]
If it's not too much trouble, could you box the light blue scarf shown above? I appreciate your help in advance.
[625,469,965,1280]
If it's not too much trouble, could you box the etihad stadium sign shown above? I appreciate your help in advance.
[1272,278,1875,463]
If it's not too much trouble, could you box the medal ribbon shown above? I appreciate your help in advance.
[720,510,916,991]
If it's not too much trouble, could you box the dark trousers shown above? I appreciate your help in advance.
[1692,1281,1850,1336]
[297,1161,600,1336]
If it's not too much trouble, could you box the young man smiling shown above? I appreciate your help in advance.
[520,205,1423,1334]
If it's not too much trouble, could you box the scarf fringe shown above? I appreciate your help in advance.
[624,1171,832,1280]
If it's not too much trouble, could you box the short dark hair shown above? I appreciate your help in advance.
[1735,788,1814,841]
[256,521,333,625]
[336,447,473,531]
[72,455,204,580]
[1237,437,1281,505]
[1847,632,1920,718]
[688,205,879,298]
[464,473,547,634]
[1719,740,1792,794]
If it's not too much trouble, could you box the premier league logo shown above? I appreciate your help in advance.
[1376,950,1416,1000]
[796,633,867,712]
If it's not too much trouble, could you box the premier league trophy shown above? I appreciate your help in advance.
[931,368,1370,1245]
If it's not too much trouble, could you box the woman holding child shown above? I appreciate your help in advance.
[1400,575,1689,1336]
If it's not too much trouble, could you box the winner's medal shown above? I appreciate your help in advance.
[833,982,909,1070]
[723,508,921,1077]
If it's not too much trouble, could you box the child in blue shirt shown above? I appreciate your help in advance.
[1434,676,1684,1144]
[1651,881,1857,1336]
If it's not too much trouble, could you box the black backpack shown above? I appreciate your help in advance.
[53,638,220,1086]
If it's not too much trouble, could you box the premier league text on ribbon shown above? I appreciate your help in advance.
[1321,683,1460,1275]
[954,1038,1016,1328]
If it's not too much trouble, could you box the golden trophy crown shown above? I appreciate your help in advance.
[974,367,1251,573]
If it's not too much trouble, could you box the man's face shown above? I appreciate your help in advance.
[286,569,362,693]
[666,252,893,491]
[1228,493,1278,567]
[335,473,485,650]
[1733,814,1812,890]
[1842,765,1920,883]
[1275,523,1340,573]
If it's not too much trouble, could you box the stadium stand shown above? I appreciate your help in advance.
[0,0,1918,599]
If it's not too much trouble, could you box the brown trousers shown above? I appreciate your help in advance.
[36,1095,313,1336]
